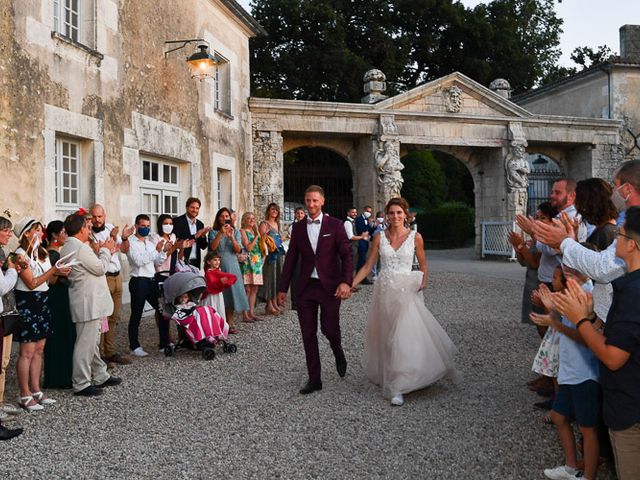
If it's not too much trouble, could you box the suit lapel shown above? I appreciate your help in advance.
[298,217,313,254]
[315,214,330,256]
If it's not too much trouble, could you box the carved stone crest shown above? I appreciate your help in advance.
[379,114,398,136]
[443,85,463,113]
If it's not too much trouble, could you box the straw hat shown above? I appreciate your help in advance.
[12,217,37,239]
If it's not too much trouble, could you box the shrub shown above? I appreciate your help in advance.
[416,202,475,248]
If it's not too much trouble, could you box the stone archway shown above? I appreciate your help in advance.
[250,71,623,256]
[283,146,354,219]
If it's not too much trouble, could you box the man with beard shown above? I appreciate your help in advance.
[90,204,133,366]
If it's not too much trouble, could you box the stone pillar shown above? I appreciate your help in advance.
[373,114,403,210]
[252,128,284,216]
[505,122,530,220]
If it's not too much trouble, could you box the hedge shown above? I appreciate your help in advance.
[416,202,475,248]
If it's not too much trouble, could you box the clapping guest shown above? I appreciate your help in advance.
[126,214,171,356]
[90,204,132,366]
[173,198,210,270]
[355,206,374,283]
[13,218,69,411]
[553,207,640,480]
[42,221,75,389]
[239,212,264,322]
[209,208,249,334]
[0,217,23,438]
[61,214,122,397]
[259,203,286,314]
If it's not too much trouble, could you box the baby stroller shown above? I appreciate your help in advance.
[162,272,237,360]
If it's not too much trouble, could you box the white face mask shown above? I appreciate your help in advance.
[162,224,174,235]
[376,217,384,223]
[363,211,372,219]
[612,184,629,212]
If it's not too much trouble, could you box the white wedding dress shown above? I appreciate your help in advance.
[365,230,456,398]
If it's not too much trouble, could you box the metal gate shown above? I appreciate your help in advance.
[526,155,562,215]
[283,148,353,221]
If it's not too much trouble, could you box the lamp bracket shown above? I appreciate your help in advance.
[164,39,208,57]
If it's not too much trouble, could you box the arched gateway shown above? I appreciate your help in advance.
[249,71,623,254]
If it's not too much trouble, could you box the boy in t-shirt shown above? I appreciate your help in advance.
[532,266,599,480]
[555,206,640,480]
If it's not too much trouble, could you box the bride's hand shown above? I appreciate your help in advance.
[350,286,360,293]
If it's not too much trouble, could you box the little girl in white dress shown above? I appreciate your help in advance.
[352,198,456,406]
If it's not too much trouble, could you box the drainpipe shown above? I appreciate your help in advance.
[600,64,612,119]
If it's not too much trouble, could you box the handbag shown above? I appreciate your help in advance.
[1,309,22,337]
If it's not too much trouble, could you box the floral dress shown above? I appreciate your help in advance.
[532,326,560,378]
[240,230,264,285]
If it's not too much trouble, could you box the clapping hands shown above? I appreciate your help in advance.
[553,278,594,325]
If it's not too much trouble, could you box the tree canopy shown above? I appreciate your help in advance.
[249,0,576,102]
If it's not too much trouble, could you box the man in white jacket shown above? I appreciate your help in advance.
[61,213,123,396]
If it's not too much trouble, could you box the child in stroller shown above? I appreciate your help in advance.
[162,272,237,360]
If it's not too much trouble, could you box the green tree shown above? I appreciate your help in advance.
[250,0,567,100]
[400,150,447,211]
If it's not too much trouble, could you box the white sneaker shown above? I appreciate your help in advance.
[131,347,149,357]
[2,403,22,415]
[390,393,404,406]
[544,465,582,480]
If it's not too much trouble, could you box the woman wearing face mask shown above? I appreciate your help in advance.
[13,218,69,411]
[151,215,182,281]
[42,220,76,389]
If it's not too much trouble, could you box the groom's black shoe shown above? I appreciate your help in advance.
[336,354,347,378]
[299,380,322,395]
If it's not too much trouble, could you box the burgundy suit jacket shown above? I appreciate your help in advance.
[279,214,353,296]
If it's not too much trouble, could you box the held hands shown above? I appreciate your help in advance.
[552,278,594,324]
[335,282,352,299]
[276,291,287,306]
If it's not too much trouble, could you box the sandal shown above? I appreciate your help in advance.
[228,327,239,334]
[19,395,44,412]
[33,391,57,405]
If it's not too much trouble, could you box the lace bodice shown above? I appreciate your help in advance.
[379,230,416,275]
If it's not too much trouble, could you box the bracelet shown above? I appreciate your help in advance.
[576,318,590,329]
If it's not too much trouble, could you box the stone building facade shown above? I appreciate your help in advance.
[0,0,264,226]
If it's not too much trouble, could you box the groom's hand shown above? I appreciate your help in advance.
[335,283,352,299]
[276,292,287,305]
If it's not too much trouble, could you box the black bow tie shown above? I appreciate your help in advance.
[307,218,321,225]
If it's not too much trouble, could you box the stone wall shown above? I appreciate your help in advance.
[0,0,256,226]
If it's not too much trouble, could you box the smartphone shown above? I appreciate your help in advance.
[224,219,232,225]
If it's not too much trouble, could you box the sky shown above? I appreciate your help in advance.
[236,0,640,67]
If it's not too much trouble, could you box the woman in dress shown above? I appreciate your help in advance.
[42,220,75,389]
[13,218,68,411]
[209,208,249,334]
[352,198,456,406]
[259,203,285,315]
[239,212,264,322]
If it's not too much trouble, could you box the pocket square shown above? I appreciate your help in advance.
[322,233,332,237]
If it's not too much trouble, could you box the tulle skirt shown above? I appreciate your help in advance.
[365,271,456,398]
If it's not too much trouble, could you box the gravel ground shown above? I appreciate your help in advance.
[1,265,617,479]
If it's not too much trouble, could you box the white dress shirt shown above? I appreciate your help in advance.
[307,212,323,279]
[126,235,166,278]
[0,265,17,311]
[187,217,198,261]
[92,223,122,273]
[561,238,625,284]
[344,218,355,240]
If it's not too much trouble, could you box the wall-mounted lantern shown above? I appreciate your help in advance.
[164,39,220,81]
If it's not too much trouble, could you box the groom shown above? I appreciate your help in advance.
[277,185,353,394]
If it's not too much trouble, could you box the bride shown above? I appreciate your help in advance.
[352,197,456,406]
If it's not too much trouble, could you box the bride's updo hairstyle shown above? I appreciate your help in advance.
[385,197,410,216]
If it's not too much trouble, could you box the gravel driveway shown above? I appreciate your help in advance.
[1,254,617,479]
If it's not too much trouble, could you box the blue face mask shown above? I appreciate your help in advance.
[137,227,151,237]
